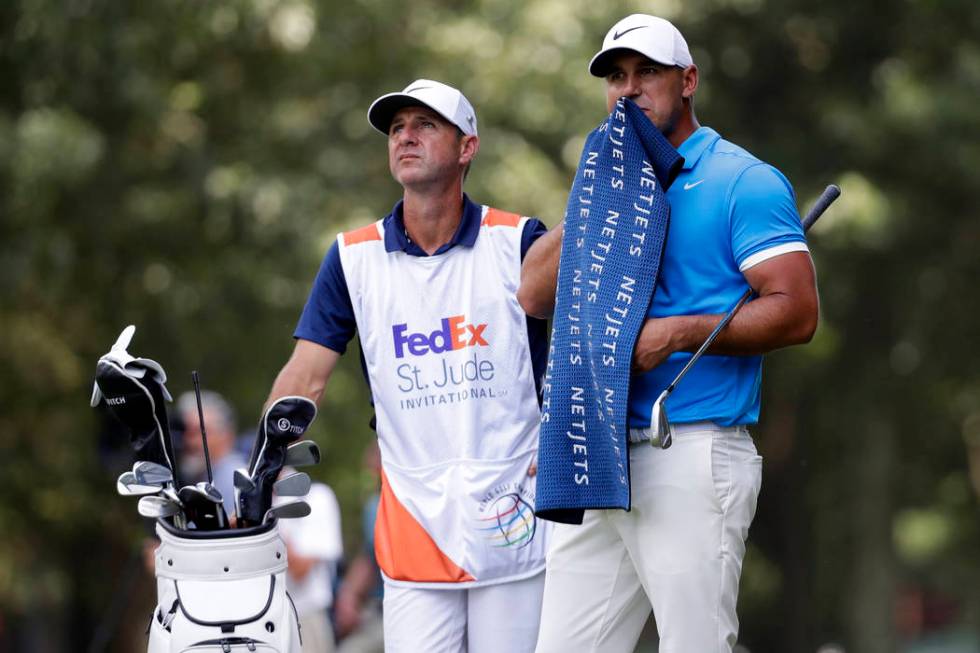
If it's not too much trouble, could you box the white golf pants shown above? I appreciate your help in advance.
[383,571,545,653]
[535,423,762,653]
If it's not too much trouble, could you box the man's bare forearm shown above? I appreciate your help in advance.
[264,339,341,409]
[517,221,564,319]
[632,252,819,373]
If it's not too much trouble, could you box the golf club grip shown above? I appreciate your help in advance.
[802,184,841,232]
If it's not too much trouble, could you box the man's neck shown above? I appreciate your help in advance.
[667,110,700,149]
[401,184,465,255]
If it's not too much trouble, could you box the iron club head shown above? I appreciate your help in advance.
[137,495,182,519]
[117,471,162,496]
[649,390,673,450]
[132,460,173,486]
[233,468,255,491]
[273,471,311,497]
[178,484,227,530]
[284,440,321,467]
[263,500,311,524]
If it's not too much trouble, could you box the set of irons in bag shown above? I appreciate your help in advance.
[91,325,321,531]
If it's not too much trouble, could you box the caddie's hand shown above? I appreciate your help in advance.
[527,455,537,477]
[631,317,677,374]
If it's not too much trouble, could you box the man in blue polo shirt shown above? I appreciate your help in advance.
[264,79,551,653]
[520,14,819,653]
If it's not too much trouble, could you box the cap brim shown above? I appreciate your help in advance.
[367,93,435,135]
[588,47,677,77]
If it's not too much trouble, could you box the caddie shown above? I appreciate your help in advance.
[519,14,820,652]
[263,79,551,652]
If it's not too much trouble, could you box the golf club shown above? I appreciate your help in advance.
[132,460,173,487]
[178,484,226,530]
[137,495,182,520]
[233,468,255,524]
[273,471,312,497]
[116,471,161,497]
[263,500,311,524]
[91,326,180,487]
[239,396,317,526]
[648,183,842,449]
[190,371,214,484]
[233,468,255,492]
[284,440,321,467]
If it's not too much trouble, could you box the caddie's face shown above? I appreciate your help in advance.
[388,106,476,189]
[605,52,696,138]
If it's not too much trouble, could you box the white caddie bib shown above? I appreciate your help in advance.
[337,206,549,588]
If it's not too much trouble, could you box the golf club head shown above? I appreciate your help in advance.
[178,485,226,530]
[233,468,255,491]
[263,500,311,524]
[247,396,318,475]
[649,391,673,450]
[91,326,180,486]
[195,482,223,504]
[232,468,254,524]
[117,471,161,496]
[285,440,321,467]
[138,495,181,519]
[273,471,311,497]
[240,396,317,526]
[132,460,173,486]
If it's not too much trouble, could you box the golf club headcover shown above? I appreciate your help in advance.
[90,325,179,483]
[239,396,317,525]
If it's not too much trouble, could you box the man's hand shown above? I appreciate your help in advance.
[631,317,680,374]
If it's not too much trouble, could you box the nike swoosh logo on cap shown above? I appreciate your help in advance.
[405,86,432,94]
[613,25,647,40]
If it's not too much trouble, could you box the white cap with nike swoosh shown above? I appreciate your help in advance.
[368,79,478,137]
[589,14,694,77]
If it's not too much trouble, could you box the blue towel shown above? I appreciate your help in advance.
[536,99,682,524]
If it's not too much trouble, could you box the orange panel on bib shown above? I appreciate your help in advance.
[343,223,382,246]
[481,208,521,228]
[374,470,475,584]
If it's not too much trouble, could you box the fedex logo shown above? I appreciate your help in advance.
[392,315,488,359]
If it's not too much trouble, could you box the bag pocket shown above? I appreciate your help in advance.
[180,637,280,652]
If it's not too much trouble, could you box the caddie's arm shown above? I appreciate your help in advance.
[266,339,341,406]
[631,251,818,374]
[517,221,564,319]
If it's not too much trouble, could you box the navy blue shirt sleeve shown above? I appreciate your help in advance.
[521,218,548,260]
[293,241,357,355]
[520,217,550,399]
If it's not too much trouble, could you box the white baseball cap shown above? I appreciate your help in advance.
[589,14,694,77]
[367,79,478,137]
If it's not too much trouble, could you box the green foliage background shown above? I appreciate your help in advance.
[1,0,979,650]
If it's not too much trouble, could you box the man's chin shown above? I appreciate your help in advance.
[395,169,436,188]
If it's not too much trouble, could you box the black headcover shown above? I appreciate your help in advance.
[238,396,317,525]
[90,326,179,485]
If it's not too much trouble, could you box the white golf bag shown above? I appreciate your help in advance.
[147,519,302,653]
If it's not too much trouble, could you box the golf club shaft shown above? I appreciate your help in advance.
[661,183,841,397]
[191,371,214,484]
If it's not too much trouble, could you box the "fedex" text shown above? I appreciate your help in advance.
[392,315,489,358]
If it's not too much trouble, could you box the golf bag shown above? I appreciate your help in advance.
[147,520,302,653]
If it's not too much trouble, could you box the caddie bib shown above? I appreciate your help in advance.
[337,205,548,588]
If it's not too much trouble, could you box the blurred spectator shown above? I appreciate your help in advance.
[276,468,344,653]
[335,441,384,653]
[176,390,247,517]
